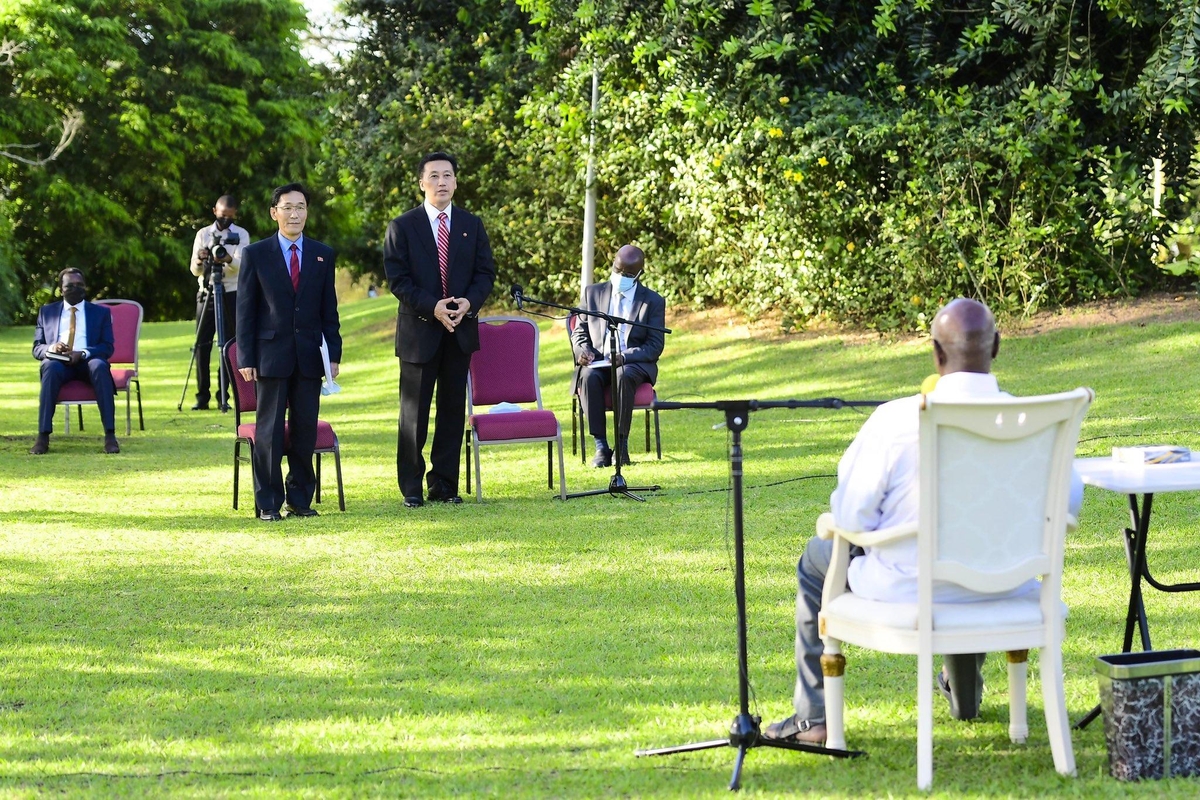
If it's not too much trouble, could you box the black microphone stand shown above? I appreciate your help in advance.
[635,398,880,790]
[513,286,670,501]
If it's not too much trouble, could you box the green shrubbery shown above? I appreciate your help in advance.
[332,0,1198,331]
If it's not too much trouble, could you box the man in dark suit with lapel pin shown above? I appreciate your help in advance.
[30,267,120,455]
[236,183,342,521]
[383,151,496,508]
[571,245,666,468]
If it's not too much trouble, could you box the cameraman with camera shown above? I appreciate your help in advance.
[188,195,248,411]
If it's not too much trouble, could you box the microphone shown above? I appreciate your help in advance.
[510,283,524,310]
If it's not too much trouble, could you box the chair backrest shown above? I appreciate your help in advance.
[917,388,1093,606]
[98,299,143,368]
[469,317,543,409]
[222,340,258,421]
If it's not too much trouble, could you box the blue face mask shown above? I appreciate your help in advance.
[610,271,638,293]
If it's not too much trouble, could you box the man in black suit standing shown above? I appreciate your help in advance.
[236,183,341,521]
[571,245,666,467]
[383,152,496,508]
[30,268,120,455]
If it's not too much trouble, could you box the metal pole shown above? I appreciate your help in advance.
[580,62,600,301]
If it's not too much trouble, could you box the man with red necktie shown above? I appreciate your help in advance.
[383,152,496,508]
[236,183,342,521]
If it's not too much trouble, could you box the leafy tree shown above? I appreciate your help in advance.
[321,0,1200,327]
[0,0,323,321]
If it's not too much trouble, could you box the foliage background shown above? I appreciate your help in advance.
[0,0,325,323]
[0,0,1197,330]
[330,0,1200,331]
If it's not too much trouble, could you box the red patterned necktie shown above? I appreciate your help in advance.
[288,243,300,291]
[436,212,449,297]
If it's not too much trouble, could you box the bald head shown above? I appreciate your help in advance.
[930,298,999,375]
[613,245,645,277]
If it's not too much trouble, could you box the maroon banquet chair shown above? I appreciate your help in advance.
[465,316,567,501]
[223,341,345,514]
[566,312,662,462]
[56,299,145,436]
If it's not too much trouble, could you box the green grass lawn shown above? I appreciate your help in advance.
[1,296,1199,797]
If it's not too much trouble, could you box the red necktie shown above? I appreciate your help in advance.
[436,212,449,297]
[288,243,300,292]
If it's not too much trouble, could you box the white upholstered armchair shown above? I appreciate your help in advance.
[817,388,1093,789]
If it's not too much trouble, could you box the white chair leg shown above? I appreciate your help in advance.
[822,642,846,750]
[917,650,933,790]
[1007,650,1029,744]
[1040,646,1076,776]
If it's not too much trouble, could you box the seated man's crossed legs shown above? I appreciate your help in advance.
[764,537,985,745]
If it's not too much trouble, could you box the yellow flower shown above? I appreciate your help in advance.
[911,295,921,305]
[896,85,906,94]
[846,242,856,253]
[791,170,804,183]
[712,156,724,168]
[817,157,829,167]
[768,127,784,138]
[779,96,790,105]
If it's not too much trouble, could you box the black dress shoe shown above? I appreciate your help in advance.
[191,402,210,411]
[259,510,283,521]
[616,448,631,467]
[427,483,463,504]
[403,496,424,508]
[29,434,49,455]
[285,505,319,518]
[590,448,613,468]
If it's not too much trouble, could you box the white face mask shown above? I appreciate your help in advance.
[610,270,638,293]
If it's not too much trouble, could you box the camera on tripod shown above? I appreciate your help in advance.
[202,230,241,287]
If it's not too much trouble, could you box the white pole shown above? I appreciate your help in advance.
[580,62,600,302]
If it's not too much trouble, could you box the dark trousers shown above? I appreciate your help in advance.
[397,334,471,497]
[579,362,652,440]
[253,371,321,513]
[793,536,985,723]
[194,288,237,405]
[38,358,116,434]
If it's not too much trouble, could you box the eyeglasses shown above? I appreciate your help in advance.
[275,205,307,214]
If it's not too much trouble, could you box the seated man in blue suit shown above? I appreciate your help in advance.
[31,268,119,454]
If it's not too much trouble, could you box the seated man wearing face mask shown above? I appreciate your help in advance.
[30,267,119,455]
[571,245,666,467]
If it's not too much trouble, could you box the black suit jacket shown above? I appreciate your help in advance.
[383,204,496,363]
[571,282,665,389]
[236,235,342,379]
[32,301,114,362]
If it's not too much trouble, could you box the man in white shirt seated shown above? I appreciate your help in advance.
[30,268,119,454]
[764,297,1084,745]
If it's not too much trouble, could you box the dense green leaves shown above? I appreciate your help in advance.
[330,0,1200,330]
[0,0,322,322]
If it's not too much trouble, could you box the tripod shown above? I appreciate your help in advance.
[177,266,232,413]
[635,398,879,790]
[511,285,669,501]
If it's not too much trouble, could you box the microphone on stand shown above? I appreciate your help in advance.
[510,283,524,310]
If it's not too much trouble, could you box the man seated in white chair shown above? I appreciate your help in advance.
[764,297,1084,745]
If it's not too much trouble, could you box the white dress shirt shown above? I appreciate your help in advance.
[834,371,1083,604]
[190,221,249,292]
[423,200,452,243]
[605,283,636,355]
[56,300,90,357]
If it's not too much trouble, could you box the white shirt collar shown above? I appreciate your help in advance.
[927,371,1000,397]
[424,200,452,224]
